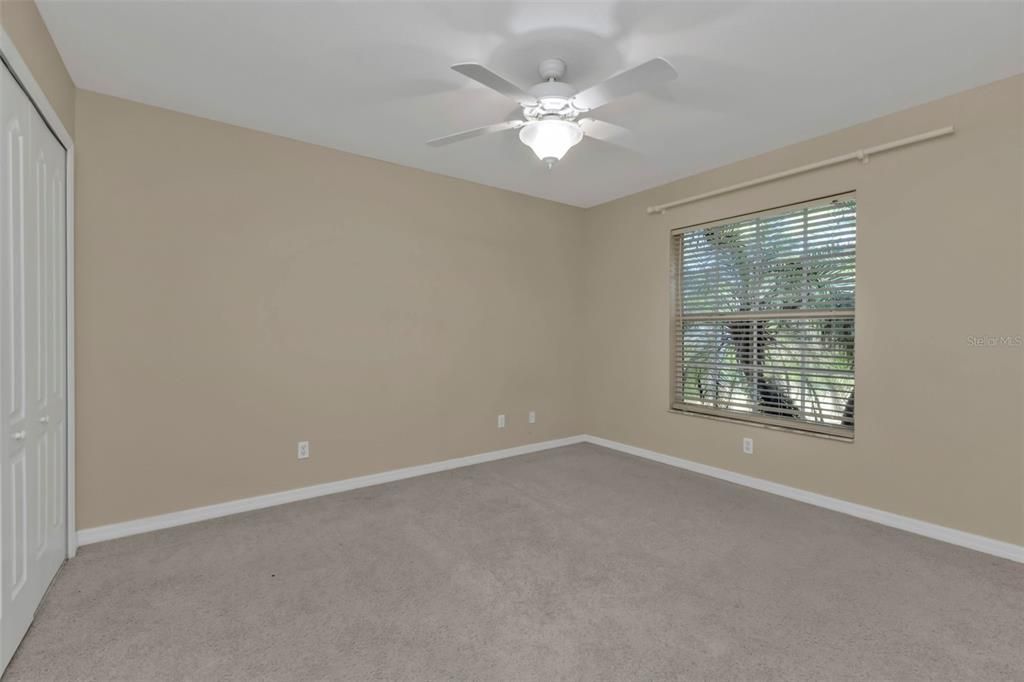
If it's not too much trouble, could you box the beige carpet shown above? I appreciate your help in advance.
[6,443,1023,681]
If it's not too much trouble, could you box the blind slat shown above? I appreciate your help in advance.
[672,196,856,436]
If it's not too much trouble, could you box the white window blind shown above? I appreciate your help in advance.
[671,195,856,437]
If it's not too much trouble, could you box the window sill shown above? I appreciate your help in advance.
[667,408,855,443]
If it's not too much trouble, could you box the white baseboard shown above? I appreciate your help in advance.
[582,434,1024,564]
[77,435,586,546]
[78,432,1022,564]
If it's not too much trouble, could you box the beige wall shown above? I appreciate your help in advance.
[74,90,585,528]
[0,0,74,137]
[581,75,1024,545]
[73,73,1023,546]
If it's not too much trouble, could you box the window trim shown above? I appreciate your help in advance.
[668,192,856,440]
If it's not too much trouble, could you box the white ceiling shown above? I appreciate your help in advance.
[38,1,1024,208]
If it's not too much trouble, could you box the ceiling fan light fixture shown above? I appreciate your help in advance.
[518,119,583,166]
[430,57,678,171]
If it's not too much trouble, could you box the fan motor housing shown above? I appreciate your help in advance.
[528,80,575,99]
[525,79,578,120]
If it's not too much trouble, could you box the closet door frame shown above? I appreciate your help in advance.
[0,28,76,559]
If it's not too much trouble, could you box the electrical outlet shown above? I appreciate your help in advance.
[528,410,536,424]
[297,441,310,460]
[742,438,754,455]
[497,414,506,429]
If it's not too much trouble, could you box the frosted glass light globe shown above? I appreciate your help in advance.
[518,120,584,166]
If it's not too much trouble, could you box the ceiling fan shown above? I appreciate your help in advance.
[427,57,677,167]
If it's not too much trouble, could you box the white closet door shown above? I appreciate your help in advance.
[1,60,67,671]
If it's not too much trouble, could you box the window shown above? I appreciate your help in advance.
[671,194,856,438]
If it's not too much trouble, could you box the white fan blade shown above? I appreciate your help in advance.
[427,120,525,147]
[572,58,677,112]
[579,118,633,143]
[451,63,538,106]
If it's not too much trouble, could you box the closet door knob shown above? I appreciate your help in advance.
[39,416,49,424]
[11,431,26,441]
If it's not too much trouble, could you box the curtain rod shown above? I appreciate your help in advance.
[646,126,955,216]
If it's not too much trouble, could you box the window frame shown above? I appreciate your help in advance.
[668,192,856,440]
